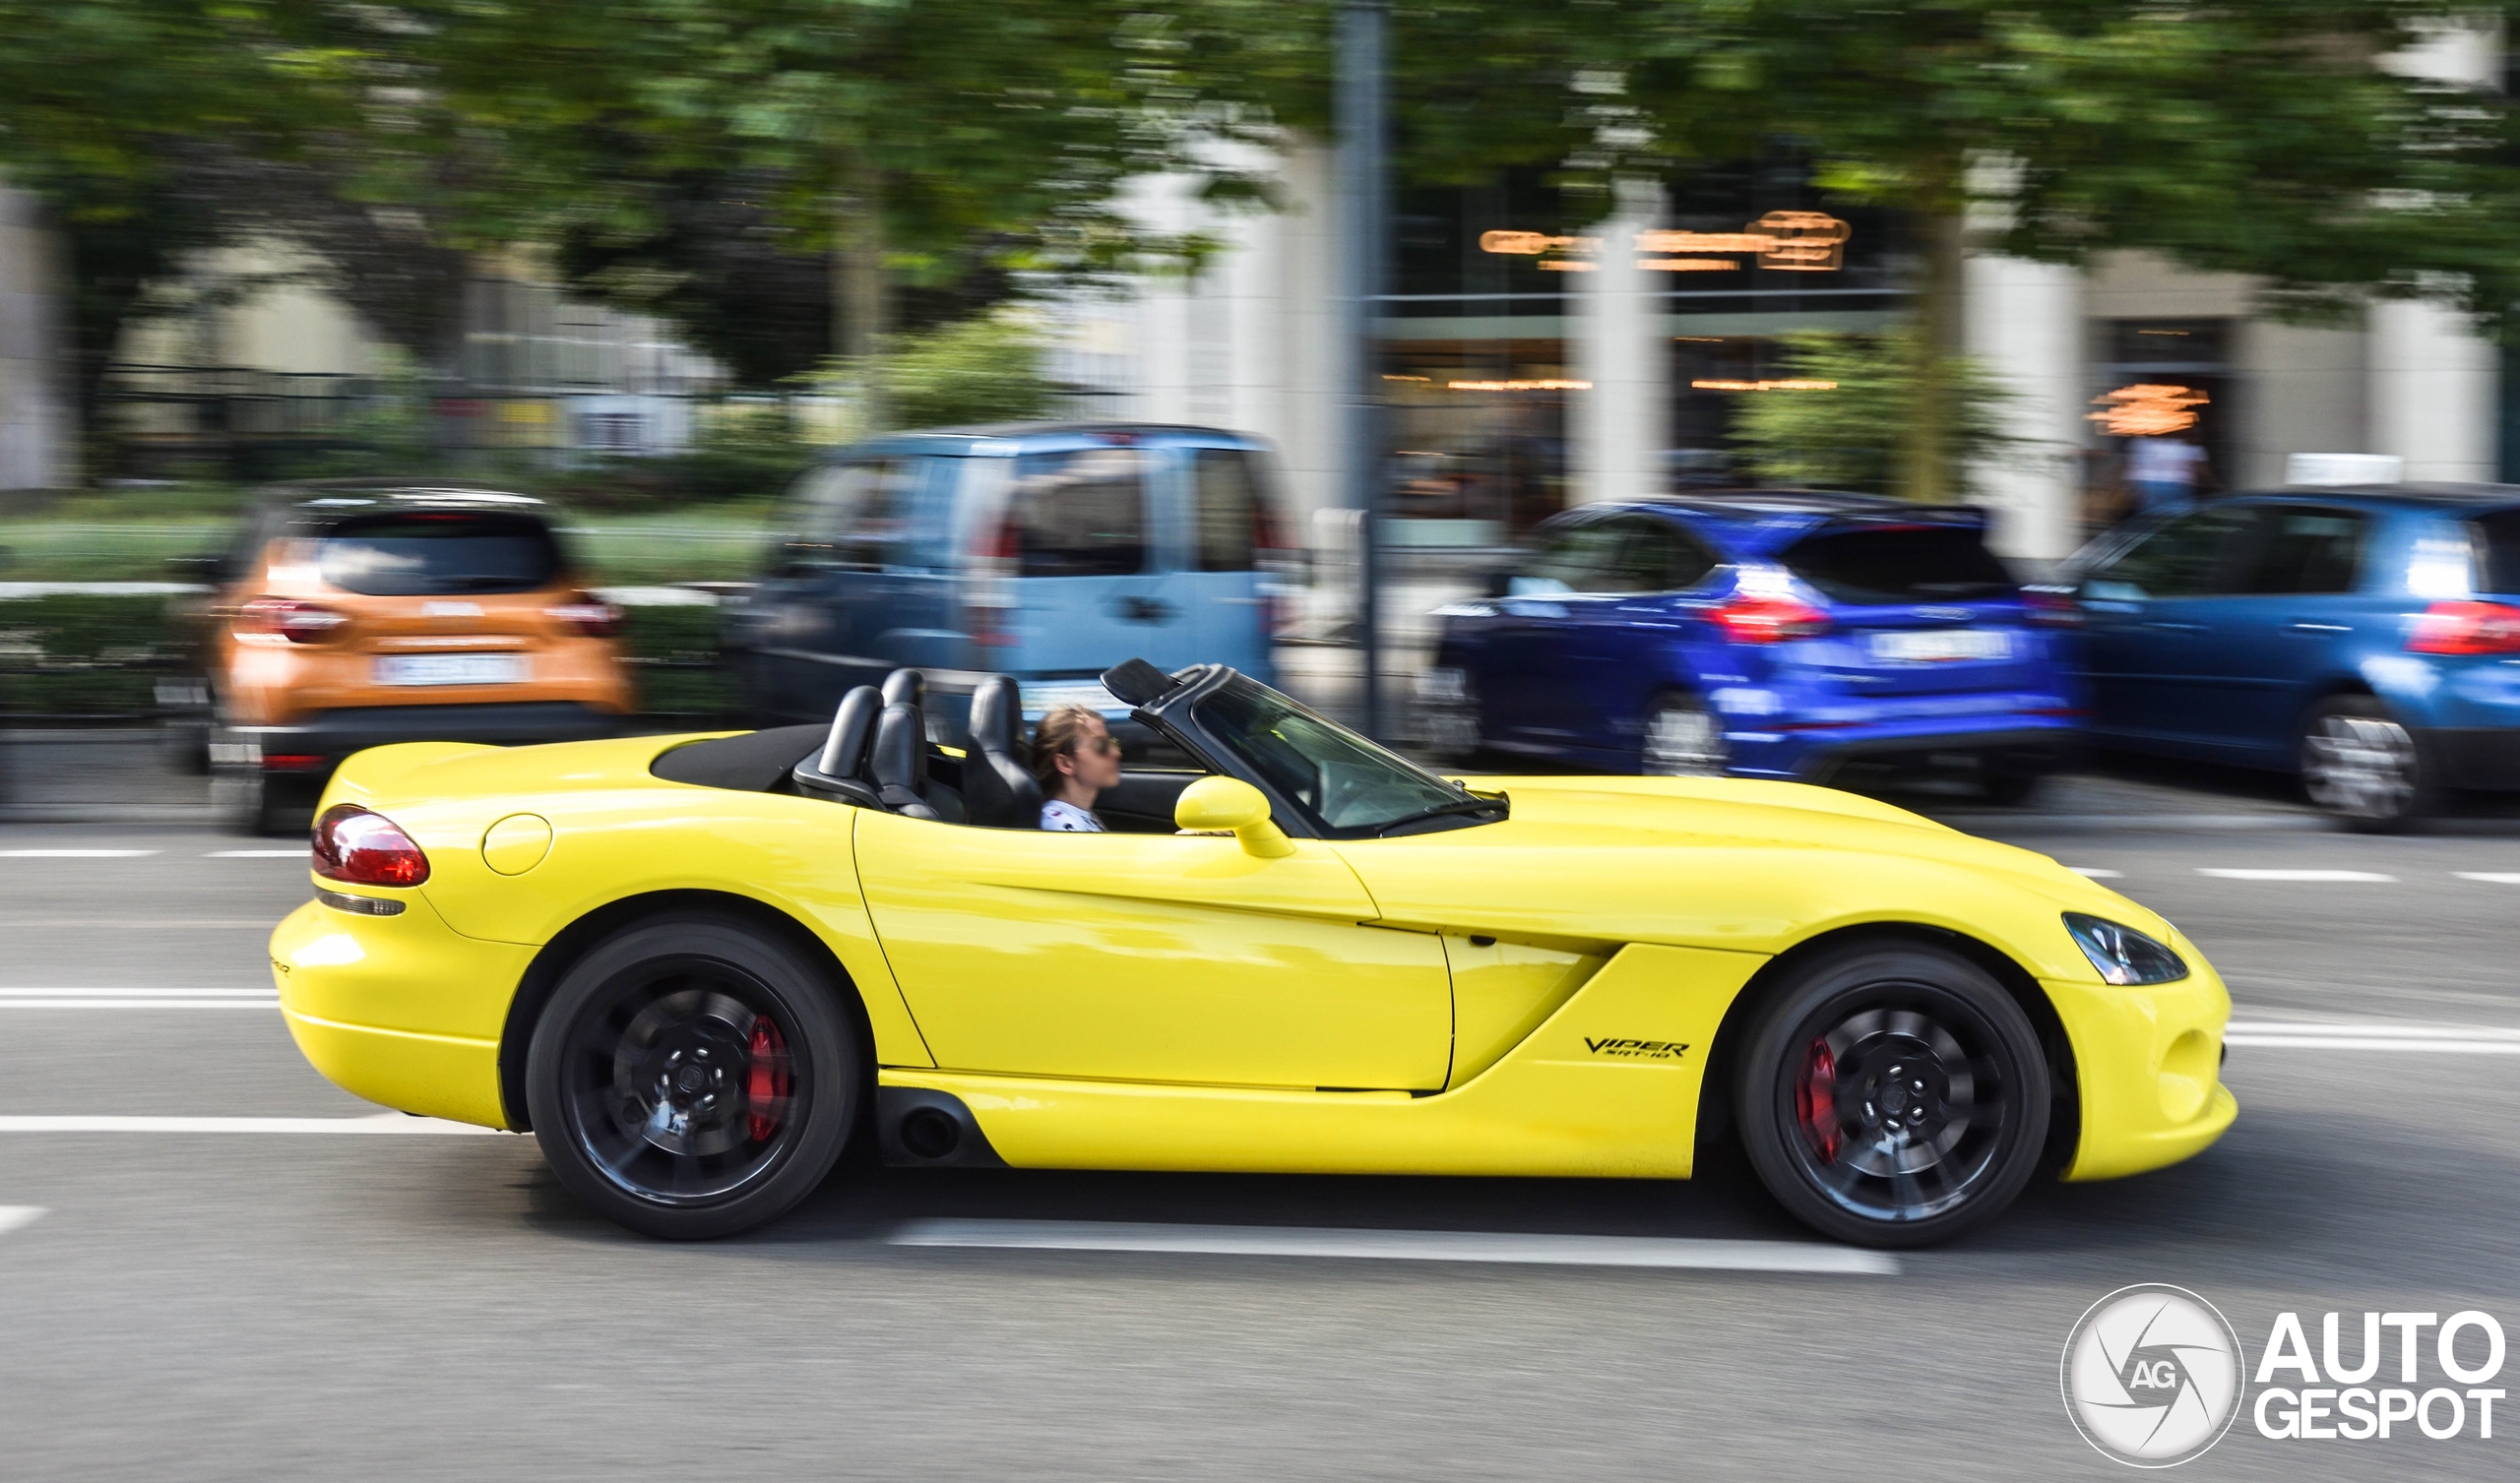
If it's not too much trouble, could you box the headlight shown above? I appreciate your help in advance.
[2063,913,2189,985]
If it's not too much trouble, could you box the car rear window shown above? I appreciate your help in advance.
[1778,525,2014,604]
[781,458,928,572]
[2474,510,2520,596]
[1007,446,1149,578]
[315,516,561,595]
[1193,448,1269,572]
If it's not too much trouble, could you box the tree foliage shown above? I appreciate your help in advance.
[1730,332,2013,496]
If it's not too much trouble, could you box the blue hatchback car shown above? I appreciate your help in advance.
[729,423,1290,743]
[2063,485,2520,828]
[1422,492,2079,798]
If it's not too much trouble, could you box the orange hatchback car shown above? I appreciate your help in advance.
[184,485,633,832]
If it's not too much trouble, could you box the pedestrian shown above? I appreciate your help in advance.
[2124,433,2208,515]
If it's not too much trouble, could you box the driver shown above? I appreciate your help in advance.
[1033,705,1121,832]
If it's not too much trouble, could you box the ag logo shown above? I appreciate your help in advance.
[2062,1284,2246,1467]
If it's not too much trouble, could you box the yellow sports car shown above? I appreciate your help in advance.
[271,659,2234,1247]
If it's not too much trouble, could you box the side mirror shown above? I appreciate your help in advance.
[1174,775,1295,858]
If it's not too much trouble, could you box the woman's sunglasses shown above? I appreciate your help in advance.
[1071,734,1122,757]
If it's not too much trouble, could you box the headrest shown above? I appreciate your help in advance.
[881,668,926,709]
[1101,657,1183,708]
[869,702,927,789]
[818,686,882,778]
[970,675,1022,756]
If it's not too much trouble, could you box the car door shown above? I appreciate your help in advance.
[1182,444,1283,678]
[2193,503,2377,762]
[853,808,1453,1089]
[742,456,934,720]
[2074,505,2256,745]
[1000,443,1195,675]
[1486,517,1628,747]
[1551,515,1724,753]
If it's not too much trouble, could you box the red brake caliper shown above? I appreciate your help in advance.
[1796,1037,1840,1161]
[746,1016,789,1143]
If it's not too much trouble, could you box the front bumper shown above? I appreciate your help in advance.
[229,701,623,765]
[2048,942,2237,1181]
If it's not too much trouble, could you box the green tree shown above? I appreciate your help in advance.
[1730,332,2013,495]
[846,313,1060,429]
[1591,3,2520,501]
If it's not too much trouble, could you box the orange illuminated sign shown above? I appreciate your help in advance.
[2089,383,2208,437]
[1483,212,1851,272]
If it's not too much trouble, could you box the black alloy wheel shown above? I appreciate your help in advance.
[1641,690,1728,777]
[2300,693,2428,833]
[527,917,862,1239]
[1734,943,2049,1248]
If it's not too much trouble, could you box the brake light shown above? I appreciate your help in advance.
[1713,594,1831,644]
[2407,599,2520,655]
[2022,586,2081,628]
[312,803,430,887]
[240,598,349,644]
[546,592,621,638]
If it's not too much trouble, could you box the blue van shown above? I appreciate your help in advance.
[2063,485,2520,828]
[728,423,1290,742]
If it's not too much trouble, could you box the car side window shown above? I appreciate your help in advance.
[2238,507,2369,595]
[1008,447,1150,577]
[781,458,924,573]
[1608,517,1719,593]
[2085,507,2254,600]
[1191,448,1263,572]
[1510,520,1624,594]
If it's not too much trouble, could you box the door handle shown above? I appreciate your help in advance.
[2287,621,2352,634]
[1115,596,1175,623]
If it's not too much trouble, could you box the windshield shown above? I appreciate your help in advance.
[1194,676,1484,834]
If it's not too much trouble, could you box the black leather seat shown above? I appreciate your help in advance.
[869,702,942,821]
[881,668,925,710]
[790,686,882,806]
[962,675,1043,828]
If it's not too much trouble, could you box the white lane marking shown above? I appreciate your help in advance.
[0,987,277,1010]
[0,849,160,858]
[2227,1019,2520,1054]
[0,1206,45,1236]
[206,849,306,858]
[2196,868,2396,882]
[889,1219,1899,1274]
[2067,867,2123,878]
[0,988,275,996]
[2454,872,2520,885]
[0,1113,501,1136]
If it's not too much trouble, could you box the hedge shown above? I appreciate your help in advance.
[0,592,733,720]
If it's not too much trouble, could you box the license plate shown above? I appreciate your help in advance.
[1869,629,2010,663]
[373,653,528,687]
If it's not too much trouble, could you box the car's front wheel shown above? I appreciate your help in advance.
[1734,942,2049,1248]
[1641,691,1728,776]
[2300,694,2428,832]
[526,917,863,1239]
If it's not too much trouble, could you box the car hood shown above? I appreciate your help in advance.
[1333,774,2158,981]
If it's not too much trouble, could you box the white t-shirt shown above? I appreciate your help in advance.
[1040,800,1105,833]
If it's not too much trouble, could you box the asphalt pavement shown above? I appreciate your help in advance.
[3,753,2518,1479]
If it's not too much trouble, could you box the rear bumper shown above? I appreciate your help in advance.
[228,701,623,763]
[2419,726,2520,791]
[1727,720,2080,783]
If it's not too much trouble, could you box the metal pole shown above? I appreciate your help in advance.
[1336,0,1387,738]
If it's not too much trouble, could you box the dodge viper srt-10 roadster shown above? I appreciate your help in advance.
[271,658,2235,1247]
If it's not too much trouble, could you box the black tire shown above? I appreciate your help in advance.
[1978,767,2042,807]
[2300,693,2429,833]
[526,916,863,1239]
[1734,942,2049,1248]
[1641,689,1728,776]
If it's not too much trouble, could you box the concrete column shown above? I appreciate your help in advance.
[1963,254,2086,561]
[0,183,72,490]
[2370,18,2501,482]
[1570,181,1669,505]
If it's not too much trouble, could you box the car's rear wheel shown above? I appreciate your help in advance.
[1641,691,1728,776]
[526,917,862,1239]
[2300,694,2428,832]
[1734,942,2049,1248]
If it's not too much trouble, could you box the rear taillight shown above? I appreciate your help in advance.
[546,592,621,638]
[2022,586,2082,628]
[240,598,349,644]
[964,517,1020,649]
[312,803,430,887]
[2407,600,2520,655]
[1712,594,1832,644]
